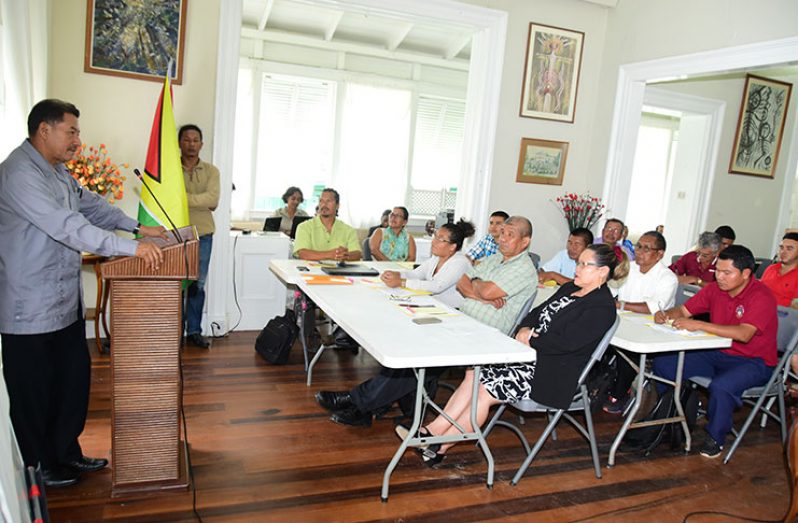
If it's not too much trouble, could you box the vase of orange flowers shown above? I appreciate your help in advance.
[65,143,127,203]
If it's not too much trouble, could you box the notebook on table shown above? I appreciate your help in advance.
[321,263,379,277]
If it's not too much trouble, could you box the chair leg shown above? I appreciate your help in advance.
[510,410,564,486]
[483,404,506,439]
[724,391,773,464]
[582,387,602,479]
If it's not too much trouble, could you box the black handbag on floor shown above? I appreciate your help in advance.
[620,385,699,455]
[255,310,299,364]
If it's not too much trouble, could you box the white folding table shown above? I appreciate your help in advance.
[606,311,732,466]
[269,260,535,500]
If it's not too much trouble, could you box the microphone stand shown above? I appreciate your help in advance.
[134,168,183,245]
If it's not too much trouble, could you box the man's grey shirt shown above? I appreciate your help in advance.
[0,140,139,334]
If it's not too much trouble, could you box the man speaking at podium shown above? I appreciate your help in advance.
[0,99,166,487]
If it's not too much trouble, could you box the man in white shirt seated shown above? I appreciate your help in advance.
[538,227,593,285]
[603,230,678,414]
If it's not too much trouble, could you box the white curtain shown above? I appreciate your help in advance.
[0,0,48,158]
[336,83,411,229]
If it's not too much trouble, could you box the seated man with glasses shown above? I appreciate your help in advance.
[595,218,634,261]
[603,230,678,414]
[669,231,722,287]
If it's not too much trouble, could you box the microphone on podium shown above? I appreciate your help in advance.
[134,168,183,245]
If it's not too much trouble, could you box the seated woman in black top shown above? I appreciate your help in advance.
[398,243,620,466]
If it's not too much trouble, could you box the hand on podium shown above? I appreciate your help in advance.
[135,242,164,270]
[139,225,169,240]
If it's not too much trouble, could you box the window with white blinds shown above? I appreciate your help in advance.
[410,96,465,191]
[252,74,336,213]
[233,70,466,222]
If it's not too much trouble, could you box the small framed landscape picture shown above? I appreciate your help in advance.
[84,0,188,84]
[516,138,568,185]
[729,74,793,178]
[519,23,585,123]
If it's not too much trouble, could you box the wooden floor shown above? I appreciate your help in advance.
[47,332,791,522]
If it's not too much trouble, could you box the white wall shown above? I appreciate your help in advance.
[591,0,798,257]
[47,0,222,330]
[460,0,610,259]
[652,72,798,257]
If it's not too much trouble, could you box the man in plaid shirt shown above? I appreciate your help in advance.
[466,210,508,264]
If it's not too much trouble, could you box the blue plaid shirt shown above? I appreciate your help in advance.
[466,234,499,262]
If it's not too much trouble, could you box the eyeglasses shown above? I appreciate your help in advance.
[697,250,716,260]
[634,243,662,253]
[576,261,600,268]
[432,235,453,243]
[389,212,404,219]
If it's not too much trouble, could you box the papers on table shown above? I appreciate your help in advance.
[646,322,711,337]
[301,274,352,285]
[359,278,433,297]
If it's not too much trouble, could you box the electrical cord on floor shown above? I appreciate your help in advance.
[682,511,782,522]
[181,279,203,523]
[226,233,243,334]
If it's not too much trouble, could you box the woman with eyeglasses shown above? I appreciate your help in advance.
[370,206,417,262]
[396,243,620,466]
[380,220,475,308]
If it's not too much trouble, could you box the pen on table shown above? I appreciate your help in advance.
[402,304,435,308]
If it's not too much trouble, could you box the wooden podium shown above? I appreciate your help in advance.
[100,227,198,496]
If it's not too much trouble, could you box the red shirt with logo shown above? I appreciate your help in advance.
[684,278,777,366]
[760,263,798,307]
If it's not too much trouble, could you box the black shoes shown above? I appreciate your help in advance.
[67,455,109,473]
[330,407,372,427]
[315,391,354,412]
[187,333,211,348]
[42,466,80,488]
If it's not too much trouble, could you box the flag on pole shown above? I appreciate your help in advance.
[137,75,189,231]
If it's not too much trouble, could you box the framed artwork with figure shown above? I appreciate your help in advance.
[516,138,568,185]
[519,23,585,123]
[729,74,793,178]
[84,0,188,84]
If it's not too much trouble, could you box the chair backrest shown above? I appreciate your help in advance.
[509,288,538,337]
[777,306,798,355]
[576,315,621,387]
[671,254,681,265]
[528,252,541,270]
[361,237,372,261]
[755,258,774,279]
[675,283,700,307]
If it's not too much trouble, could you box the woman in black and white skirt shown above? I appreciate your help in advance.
[397,243,621,466]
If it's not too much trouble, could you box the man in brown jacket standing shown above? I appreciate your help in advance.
[179,124,220,348]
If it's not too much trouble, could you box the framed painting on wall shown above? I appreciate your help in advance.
[84,0,188,84]
[516,138,568,185]
[729,74,793,178]
[519,23,585,123]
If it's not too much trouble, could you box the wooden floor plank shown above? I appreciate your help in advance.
[45,332,790,522]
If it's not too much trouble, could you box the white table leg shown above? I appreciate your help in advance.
[471,365,494,488]
[608,354,647,467]
[672,351,691,452]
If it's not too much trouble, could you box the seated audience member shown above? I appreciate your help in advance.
[396,244,619,465]
[466,210,509,264]
[316,217,537,427]
[653,245,777,458]
[380,220,475,307]
[621,226,635,256]
[596,218,634,260]
[603,231,678,414]
[760,232,798,308]
[293,188,361,261]
[368,209,391,239]
[669,231,721,287]
[369,206,417,262]
[715,225,736,252]
[539,227,593,284]
[273,186,309,236]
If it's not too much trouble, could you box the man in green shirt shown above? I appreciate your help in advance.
[293,188,361,261]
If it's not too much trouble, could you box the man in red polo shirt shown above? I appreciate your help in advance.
[669,231,722,287]
[654,245,777,458]
[760,232,798,308]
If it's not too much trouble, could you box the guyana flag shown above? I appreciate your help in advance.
[137,76,189,231]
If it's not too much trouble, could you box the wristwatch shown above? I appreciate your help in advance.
[132,223,141,235]
[696,278,703,286]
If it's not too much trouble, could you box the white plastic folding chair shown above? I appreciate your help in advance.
[483,316,620,485]
[689,306,798,463]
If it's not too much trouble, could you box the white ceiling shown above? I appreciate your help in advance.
[241,0,473,63]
